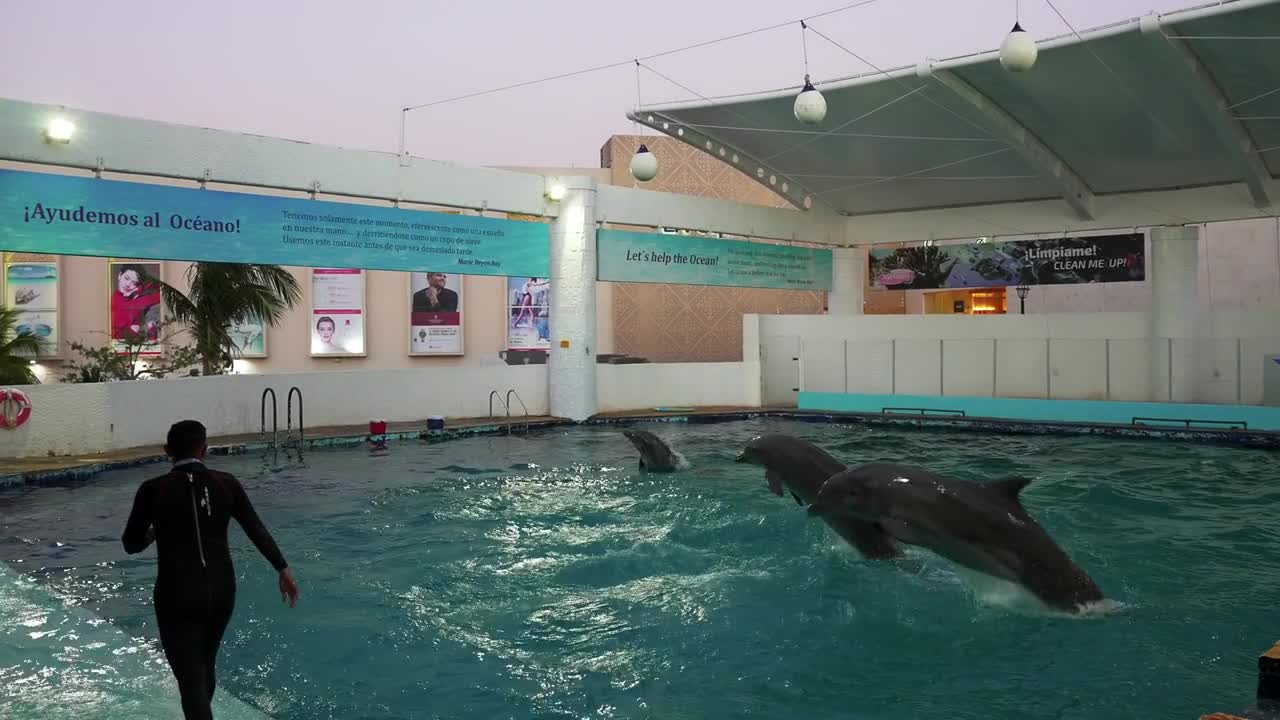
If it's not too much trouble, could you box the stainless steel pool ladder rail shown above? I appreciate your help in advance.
[286,386,305,457]
[260,388,279,457]
[488,389,529,435]
[506,389,529,434]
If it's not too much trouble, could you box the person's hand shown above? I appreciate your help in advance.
[278,568,299,608]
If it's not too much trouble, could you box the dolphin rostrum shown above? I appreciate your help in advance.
[735,434,900,560]
[622,429,684,472]
[807,462,1105,613]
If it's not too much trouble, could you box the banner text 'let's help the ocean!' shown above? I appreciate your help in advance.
[596,228,832,291]
[1,169,551,277]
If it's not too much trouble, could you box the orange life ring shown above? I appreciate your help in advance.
[0,388,33,429]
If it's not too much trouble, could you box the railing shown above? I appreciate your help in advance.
[789,336,1275,406]
[260,386,305,461]
[488,389,529,435]
[260,388,279,461]
[286,386,305,458]
[506,389,530,434]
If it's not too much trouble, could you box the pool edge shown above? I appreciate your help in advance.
[5,408,1278,489]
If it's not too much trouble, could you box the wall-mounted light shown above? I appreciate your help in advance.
[45,117,75,143]
[546,181,566,201]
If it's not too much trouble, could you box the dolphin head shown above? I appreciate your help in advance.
[622,429,659,453]
[734,435,775,466]
[807,469,876,520]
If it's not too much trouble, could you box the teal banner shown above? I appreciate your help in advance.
[596,229,832,290]
[0,169,550,277]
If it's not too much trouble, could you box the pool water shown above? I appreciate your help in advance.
[2,418,1278,719]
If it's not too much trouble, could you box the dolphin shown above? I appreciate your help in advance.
[807,462,1105,613]
[735,434,900,560]
[622,429,683,472]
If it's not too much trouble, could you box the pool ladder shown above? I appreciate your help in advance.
[488,389,529,435]
[261,386,305,459]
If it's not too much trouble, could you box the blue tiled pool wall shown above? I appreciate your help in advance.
[4,404,1278,489]
[799,391,1280,432]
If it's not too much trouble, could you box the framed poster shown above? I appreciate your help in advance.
[5,258,59,355]
[108,260,164,356]
[226,313,268,358]
[310,268,366,357]
[505,276,550,350]
[409,271,464,355]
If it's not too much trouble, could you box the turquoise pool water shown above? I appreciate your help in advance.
[2,418,1277,719]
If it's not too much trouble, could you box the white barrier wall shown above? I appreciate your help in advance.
[751,308,1280,407]
[595,362,759,413]
[0,366,548,459]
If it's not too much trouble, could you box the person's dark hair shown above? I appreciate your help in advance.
[316,316,335,330]
[165,420,207,460]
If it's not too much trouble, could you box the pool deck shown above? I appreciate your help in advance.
[0,406,781,488]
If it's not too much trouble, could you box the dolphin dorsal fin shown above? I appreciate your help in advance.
[989,476,1032,502]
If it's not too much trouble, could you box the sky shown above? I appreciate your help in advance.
[0,0,1198,168]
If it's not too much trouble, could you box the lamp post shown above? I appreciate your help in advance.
[1015,283,1030,314]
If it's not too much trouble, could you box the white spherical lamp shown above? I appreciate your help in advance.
[793,74,827,125]
[1000,22,1038,72]
[631,143,658,182]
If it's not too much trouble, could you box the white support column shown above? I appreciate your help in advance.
[1148,225,1200,402]
[827,247,866,315]
[548,177,598,421]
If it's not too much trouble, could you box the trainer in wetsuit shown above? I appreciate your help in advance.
[122,419,299,720]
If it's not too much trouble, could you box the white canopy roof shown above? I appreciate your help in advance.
[630,0,1280,225]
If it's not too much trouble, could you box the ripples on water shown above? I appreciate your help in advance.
[2,418,1279,719]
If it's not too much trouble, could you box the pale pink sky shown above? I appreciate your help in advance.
[0,0,1193,168]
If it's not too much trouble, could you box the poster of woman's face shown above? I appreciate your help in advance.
[109,261,162,355]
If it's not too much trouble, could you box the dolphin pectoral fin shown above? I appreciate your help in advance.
[989,476,1033,504]
[790,491,803,506]
[765,469,785,497]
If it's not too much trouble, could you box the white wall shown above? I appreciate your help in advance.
[753,308,1280,406]
[1,366,547,459]
[595,362,757,412]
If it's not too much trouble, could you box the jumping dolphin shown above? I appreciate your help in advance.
[807,463,1105,613]
[735,434,900,560]
[622,429,684,472]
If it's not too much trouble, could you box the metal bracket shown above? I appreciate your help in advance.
[94,157,105,179]
[309,181,320,199]
[199,168,211,189]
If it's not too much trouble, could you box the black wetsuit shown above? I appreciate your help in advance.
[122,459,288,720]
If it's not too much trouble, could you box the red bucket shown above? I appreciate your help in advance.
[369,420,387,435]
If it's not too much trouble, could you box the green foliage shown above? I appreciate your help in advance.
[0,303,50,385]
[152,263,301,376]
[62,322,201,383]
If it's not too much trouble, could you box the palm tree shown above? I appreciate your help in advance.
[154,263,302,376]
[0,303,49,385]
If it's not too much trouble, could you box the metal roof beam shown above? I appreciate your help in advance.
[625,110,835,215]
[915,63,1096,221]
[1140,13,1272,210]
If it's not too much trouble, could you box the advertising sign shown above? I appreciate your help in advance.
[596,229,833,291]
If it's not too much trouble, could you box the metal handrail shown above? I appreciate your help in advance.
[488,390,508,419]
[260,388,279,462]
[506,388,530,434]
[287,386,304,457]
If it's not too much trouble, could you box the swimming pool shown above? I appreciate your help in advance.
[2,417,1277,719]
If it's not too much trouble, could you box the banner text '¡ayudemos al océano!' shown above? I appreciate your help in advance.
[23,203,241,233]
